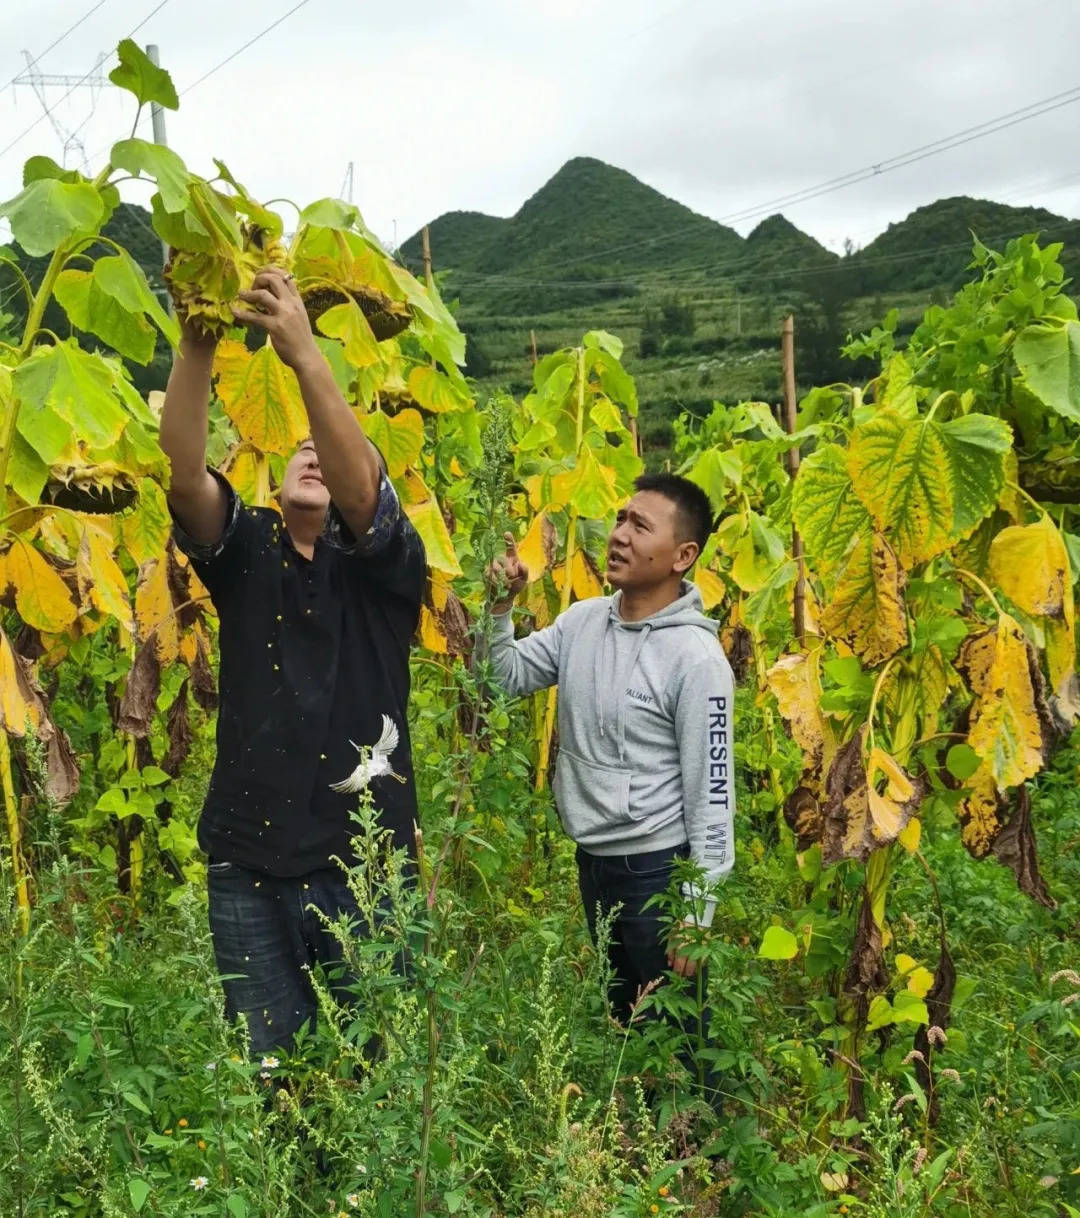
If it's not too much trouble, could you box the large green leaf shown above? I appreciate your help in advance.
[109,39,179,110]
[1014,321,1080,424]
[55,267,156,363]
[0,179,104,257]
[7,432,48,505]
[848,408,1009,567]
[111,139,191,213]
[13,340,128,455]
[792,442,871,575]
[936,413,1012,536]
[316,300,380,368]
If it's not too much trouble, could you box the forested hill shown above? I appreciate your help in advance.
[399,158,1080,308]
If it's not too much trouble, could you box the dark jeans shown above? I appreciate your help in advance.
[577,842,718,1102]
[207,860,378,1057]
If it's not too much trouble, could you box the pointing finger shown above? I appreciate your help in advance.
[504,531,518,558]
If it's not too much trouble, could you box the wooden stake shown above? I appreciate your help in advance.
[421,225,433,289]
[529,328,538,365]
[781,314,806,645]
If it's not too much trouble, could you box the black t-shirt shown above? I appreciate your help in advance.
[173,471,425,875]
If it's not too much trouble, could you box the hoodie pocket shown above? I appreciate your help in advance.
[553,747,634,841]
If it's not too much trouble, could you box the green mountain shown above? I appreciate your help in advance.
[851,196,1080,292]
[741,214,837,289]
[400,156,747,312]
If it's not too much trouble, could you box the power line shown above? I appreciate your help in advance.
[0,0,110,93]
[497,82,1080,279]
[180,0,315,96]
[80,0,317,167]
[0,0,171,162]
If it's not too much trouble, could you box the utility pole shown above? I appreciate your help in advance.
[144,44,172,283]
[14,49,108,169]
[781,314,805,645]
[341,161,354,204]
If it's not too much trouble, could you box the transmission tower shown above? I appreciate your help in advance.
[13,49,109,170]
[341,161,355,204]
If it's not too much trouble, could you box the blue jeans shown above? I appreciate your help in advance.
[207,860,380,1057]
[576,842,694,1023]
[577,842,719,1101]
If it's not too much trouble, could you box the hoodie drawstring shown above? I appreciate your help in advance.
[615,624,651,761]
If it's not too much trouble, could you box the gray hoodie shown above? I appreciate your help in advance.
[488,582,735,925]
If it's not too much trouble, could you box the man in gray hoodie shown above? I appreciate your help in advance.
[487,472,735,1033]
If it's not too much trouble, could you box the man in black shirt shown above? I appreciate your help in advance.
[160,266,425,1055]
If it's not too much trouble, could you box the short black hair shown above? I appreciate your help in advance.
[632,472,713,555]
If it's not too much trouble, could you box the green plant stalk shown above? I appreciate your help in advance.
[0,730,29,941]
[536,346,587,791]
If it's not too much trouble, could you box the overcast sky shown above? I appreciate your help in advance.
[2,0,1079,257]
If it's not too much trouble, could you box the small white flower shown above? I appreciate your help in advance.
[346,1196,361,1209]
[355,1164,367,1174]
[260,1055,280,1069]
[259,1070,271,1080]
[204,1061,217,1071]
[191,1176,209,1191]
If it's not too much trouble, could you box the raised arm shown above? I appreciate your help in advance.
[234,267,381,539]
[481,533,563,696]
[159,327,228,544]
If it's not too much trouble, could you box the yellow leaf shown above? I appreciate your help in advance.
[823,728,925,864]
[895,953,918,976]
[0,626,41,735]
[693,565,726,610]
[418,604,448,653]
[820,533,907,665]
[571,548,604,600]
[524,576,553,628]
[429,569,451,613]
[396,467,432,507]
[551,445,619,521]
[407,365,471,413]
[766,651,835,796]
[77,524,133,632]
[905,966,935,997]
[898,817,921,853]
[961,616,1044,790]
[3,539,77,632]
[989,515,1075,695]
[316,300,380,368]
[214,340,308,456]
[405,498,462,576]
[363,407,424,479]
[517,512,556,583]
[120,478,171,566]
[135,557,179,665]
[989,515,1071,620]
[956,762,1004,857]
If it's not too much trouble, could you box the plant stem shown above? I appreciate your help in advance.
[0,730,29,941]
[536,346,587,791]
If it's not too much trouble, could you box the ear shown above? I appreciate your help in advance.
[672,540,699,576]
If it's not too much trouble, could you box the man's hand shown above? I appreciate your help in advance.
[233,266,320,372]
[667,923,700,979]
[487,532,529,612]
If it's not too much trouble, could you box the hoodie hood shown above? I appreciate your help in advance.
[596,581,718,756]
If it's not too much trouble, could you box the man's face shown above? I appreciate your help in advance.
[280,439,330,515]
[605,490,696,590]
